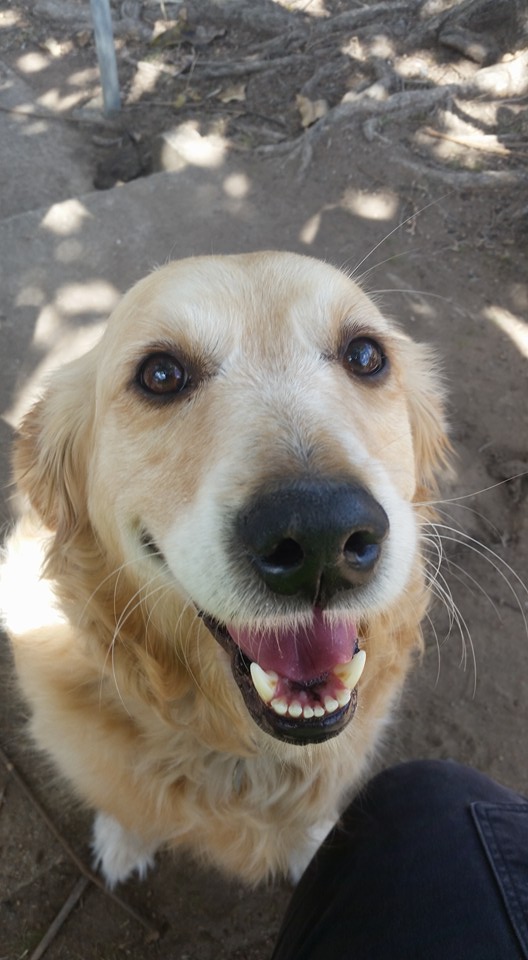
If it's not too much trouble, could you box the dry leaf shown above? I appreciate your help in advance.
[150,9,189,48]
[296,94,328,128]
[218,83,247,103]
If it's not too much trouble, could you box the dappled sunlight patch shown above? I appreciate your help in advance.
[127,60,160,102]
[0,529,66,633]
[369,35,396,60]
[41,199,92,236]
[17,51,50,75]
[28,280,116,352]
[472,51,528,98]
[342,188,398,222]
[393,51,474,86]
[4,321,107,428]
[299,188,398,246]
[484,306,528,360]
[0,9,20,28]
[6,273,119,427]
[414,106,512,166]
[222,172,250,199]
[57,280,119,317]
[5,101,48,132]
[157,120,228,171]
[37,86,83,114]
[299,211,322,245]
[67,66,100,88]
[274,0,328,16]
[405,299,435,320]
[32,304,61,347]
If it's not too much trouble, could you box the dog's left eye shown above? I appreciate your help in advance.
[137,353,188,396]
[344,337,387,378]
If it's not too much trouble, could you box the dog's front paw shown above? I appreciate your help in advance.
[288,818,336,884]
[92,812,159,888]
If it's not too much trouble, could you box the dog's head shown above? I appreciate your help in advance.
[15,252,450,747]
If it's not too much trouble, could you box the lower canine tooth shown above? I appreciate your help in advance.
[250,662,279,703]
[288,701,303,718]
[333,649,366,691]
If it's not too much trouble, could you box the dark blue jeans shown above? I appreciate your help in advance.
[271,761,528,959]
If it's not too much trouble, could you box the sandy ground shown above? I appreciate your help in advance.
[1,2,527,957]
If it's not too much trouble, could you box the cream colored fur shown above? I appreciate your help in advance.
[0,252,450,886]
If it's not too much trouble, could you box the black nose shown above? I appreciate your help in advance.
[236,480,389,604]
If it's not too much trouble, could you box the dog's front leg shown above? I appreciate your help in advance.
[92,811,160,888]
[288,818,337,884]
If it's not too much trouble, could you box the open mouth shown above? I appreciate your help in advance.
[200,610,366,746]
[139,530,366,745]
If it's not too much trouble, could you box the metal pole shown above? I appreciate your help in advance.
[90,0,121,115]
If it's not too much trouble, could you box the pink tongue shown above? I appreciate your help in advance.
[227,609,356,683]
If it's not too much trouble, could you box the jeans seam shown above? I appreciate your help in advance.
[471,802,528,958]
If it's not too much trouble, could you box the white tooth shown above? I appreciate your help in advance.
[303,706,314,719]
[288,701,303,718]
[336,688,352,708]
[271,697,288,716]
[313,705,325,718]
[333,650,366,690]
[324,696,339,714]
[250,663,279,704]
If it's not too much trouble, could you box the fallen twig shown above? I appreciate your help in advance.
[0,744,160,941]
[318,0,420,34]
[29,876,90,960]
[392,154,528,188]
[421,125,528,159]
[192,53,307,79]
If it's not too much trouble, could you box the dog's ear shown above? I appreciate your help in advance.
[402,341,453,498]
[14,355,95,542]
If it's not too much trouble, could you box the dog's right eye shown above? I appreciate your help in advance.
[137,353,188,396]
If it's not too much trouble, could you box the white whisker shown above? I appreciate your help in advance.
[431,523,528,626]
[422,560,476,689]
[416,471,528,509]
[349,193,450,277]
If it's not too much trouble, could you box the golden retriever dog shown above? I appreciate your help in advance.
[0,252,449,887]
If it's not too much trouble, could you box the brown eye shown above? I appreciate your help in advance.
[137,353,188,396]
[344,338,387,378]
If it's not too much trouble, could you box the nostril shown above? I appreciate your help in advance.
[262,538,304,572]
[344,531,381,568]
[238,480,389,599]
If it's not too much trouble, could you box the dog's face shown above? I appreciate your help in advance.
[16,252,448,747]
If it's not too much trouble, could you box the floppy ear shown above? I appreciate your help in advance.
[402,341,453,498]
[14,355,95,543]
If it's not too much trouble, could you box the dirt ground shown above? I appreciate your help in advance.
[1,1,528,958]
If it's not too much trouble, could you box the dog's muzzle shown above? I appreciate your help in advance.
[203,480,388,745]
